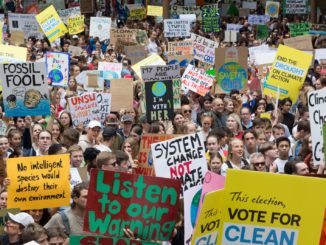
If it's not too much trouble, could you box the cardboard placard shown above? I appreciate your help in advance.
[168,40,193,56]
[201,5,220,33]
[110,28,138,46]
[46,52,70,87]
[68,15,84,35]
[141,64,180,81]
[76,70,104,91]
[110,78,134,111]
[68,45,83,57]
[132,54,166,79]
[164,19,191,38]
[283,35,313,50]
[265,1,279,18]
[8,13,43,39]
[90,17,111,41]
[0,62,50,117]
[58,7,81,24]
[10,31,25,45]
[83,169,181,240]
[124,45,147,65]
[191,33,218,65]
[7,155,70,209]
[80,0,95,14]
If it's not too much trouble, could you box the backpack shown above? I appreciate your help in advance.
[59,211,70,235]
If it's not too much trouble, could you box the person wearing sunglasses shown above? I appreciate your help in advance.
[250,152,267,172]
[181,104,193,122]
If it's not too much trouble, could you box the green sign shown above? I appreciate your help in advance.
[69,235,160,245]
[257,25,269,40]
[289,23,311,37]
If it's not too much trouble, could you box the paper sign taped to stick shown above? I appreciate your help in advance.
[7,155,70,209]
[46,52,70,87]
[141,64,180,81]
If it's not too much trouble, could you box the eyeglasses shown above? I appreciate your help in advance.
[183,110,191,113]
[253,162,265,166]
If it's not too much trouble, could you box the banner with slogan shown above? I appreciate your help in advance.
[98,62,122,87]
[110,28,139,46]
[145,80,174,122]
[308,88,326,166]
[147,5,163,17]
[0,45,27,63]
[7,154,70,209]
[96,93,111,123]
[135,134,176,176]
[127,4,146,20]
[168,41,193,56]
[83,169,181,240]
[0,62,50,117]
[68,15,84,35]
[46,52,69,87]
[169,5,202,20]
[283,0,307,14]
[215,47,248,94]
[141,64,180,81]
[218,170,326,244]
[90,17,111,41]
[191,33,218,65]
[58,6,81,24]
[70,235,160,245]
[201,5,220,33]
[36,5,68,42]
[68,92,100,127]
[248,15,270,25]
[289,23,311,37]
[191,190,224,245]
[263,45,312,103]
[8,13,43,39]
[265,1,279,18]
[181,64,214,96]
[164,19,191,38]
[132,54,165,79]
[0,209,20,234]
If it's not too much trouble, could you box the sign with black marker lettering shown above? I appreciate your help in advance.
[0,62,50,117]
[164,19,191,38]
[141,64,180,82]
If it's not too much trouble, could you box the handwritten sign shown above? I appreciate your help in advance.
[0,45,27,63]
[147,5,163,16]
[168,41,193,56]
[96,93,111,123]
[141,64,180,81]
[58,7,81,24]
[0,62,50,117]
[68,15,84,35]
[83,169,181,240]
[46,52,69,87]
[191,33,218,65]
[70,235,160,245]
[202,5,220,33]
[164,19,191,38]
[289,23,311,37]
[98,62,122,86]
[124,45,146,65]
[248,15,270,25]
[8,13,43,39]
[173,79,181,109]
[90,17,111,41]
[7,155,70,209]
[169,5,202,20]
[110,28,138,46]
[284,0,307,14]
[132,54,165,79]
[127,4,146,20]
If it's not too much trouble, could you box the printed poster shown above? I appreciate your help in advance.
[265,1,280,18]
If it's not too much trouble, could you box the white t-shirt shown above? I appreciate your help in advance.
[274,158,288,173]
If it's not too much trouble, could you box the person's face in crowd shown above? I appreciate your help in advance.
[252,91,259,100]
[227,116,238,132]
[212,99,224,113]
[301,111,309,121]
[265,145,279,160]
[74,189,88,210]
[240,108,251,123]
[0,137,9,154]
[244,132,256,149]
[16,117,25,130]
[315,79,322,90]
[158,125,165,134]
[309,157,319,172]
[231,141,244,159]
[321,61,326,70]
[10,133,22,148]
[43,42,50,51]
[201,116,212,131]
[28,209,43,223]
[182,105,192,120]
[210,156,222,174]
[0,191,7,209]
[122,121,132,133]
[273,128,285,139]
[104,53,111,61]
[277,141,290,159]
[203,100,212,111]
[52,124,61,140]
[186,124,196,134]
[39,131,52,151]
[123,142,132,154]
[60,113,71,127]
[150,31,157,41]
[32,124,42,140]
[102,157,118,171]
[49,236,66,245]
[4,219,22,236]
[130,131,140,143]
[95,41,101,50]
[87,126,101,141]
[69,78,77,89]
[282,101,292,113]
[315,65,322,74]
[79,37,85,45]
[257,133,266,145]
[174,114,184,127]
[256,104,266,116]
[225,101,234,113]
[126,109,136,118]
[73,66,81,77]
[63,43,69,52]
[105,114,118,128]
[110,53,117,62]
[207,136,219,153]
[35,41,42,50]
[252,156,266,172]
[36,233,49,245]
[295,162,309,175]
[70,150,84,167]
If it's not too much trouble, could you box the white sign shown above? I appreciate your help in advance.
[58,7,81,24]
[226,24,243,31]
[248,15,270,25]
[164,19,191,38]
[242,1,257,9]
[8,13,43,39]
[190,33,218,65]
[141,64,180,81]
[96,93,111,123]
[90,17,111,41]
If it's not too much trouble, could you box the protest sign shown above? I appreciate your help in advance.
[224,30,238,43]
[80,0,95,14]
[0,209,20,235]
[181,64,214,96]
[0,62,50,117]
[7,155,70,209]
[141,64,180,82]
[68,93,100,127]
[226,24,243,31]
[168,41,193,56]
[8,13,43,39]
[309,24,326,36]
[145,80,174,122]
[84,169,181,240]
[98,62,122,87]
[46,52,69,87]
[124,45,146,65]
[289,22,310,37]
[147,5,163,17]
[191,190,224,245]
[308,88,326,166]
[201,5,220,33]
[70,235,160,245]
[169,5,202,20]
[284,0,307,14]
[215,47,248,93]
[248,15,270,25]
[127,4,146,20]
[242,1,257,9]
[263,45,312,103]
[151,132,207,195]
[173,79,181,109]
[136,134,176,176]
[90,17,111,41]
[265,1,279,18]
[76,70,104,91]
[110,28,139,46]
[70,167,88,187]
[315,49,326,63]
[110,78,133,111]
[96,93,111,123]
[69,45,83,57]
[256,25,269,40]
[68,15,84,35]
[218,170,326,244]
[324,124,326,166]
[179,14,197,23]
[10,31,25,45]
[190,33,218,65]
[36,5,67,42]
[132,54,166,79]
[168,54,194,68]
[284,35,313,50]
[164,19,191,38]
[0,45,27,63]
[58,7,81,24]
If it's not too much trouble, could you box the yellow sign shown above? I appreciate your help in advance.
[130,8,146,20]
[191,190,224,245]
[131,53,165,79]
[147,5,163,17]
[218,170,326,244]
[0,44,27,63]
[68,15,84,35]
[263,45,312,103]
[260,112,271,119]
[36,5,68,42]
[7,154,71,209]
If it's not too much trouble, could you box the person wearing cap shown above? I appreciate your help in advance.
[117,115,133,142]
[78,121,101,152]
[96,126,117,153]
[1,212,34,245]
[104,114,123,152]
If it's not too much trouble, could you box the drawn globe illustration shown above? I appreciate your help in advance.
[152,81,166,97]
[48,69,63,83]
[191,189,202,227]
